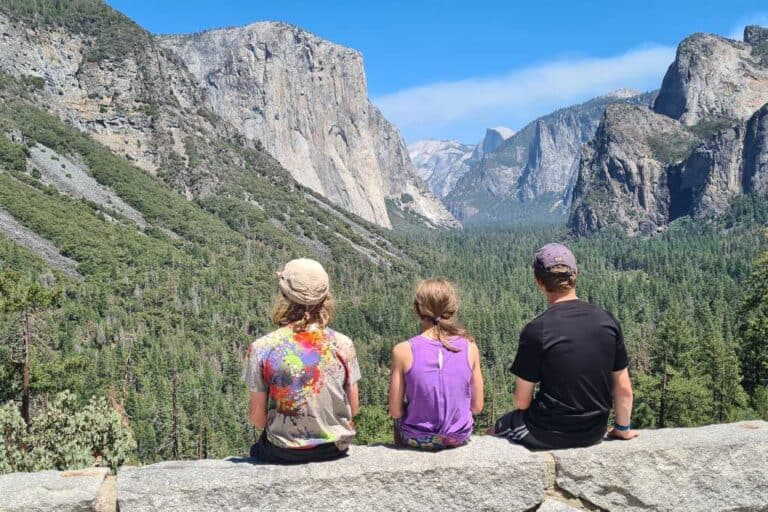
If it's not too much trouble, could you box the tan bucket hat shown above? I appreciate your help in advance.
[277,258,329,306]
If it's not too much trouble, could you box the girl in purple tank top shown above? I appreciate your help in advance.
[388,278,484,450]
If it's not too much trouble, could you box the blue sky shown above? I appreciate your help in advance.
[108,1,768,143]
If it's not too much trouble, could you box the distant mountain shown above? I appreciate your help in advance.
[471,127,517,160]
[408,140,475,198]
[443,90,655,224]
[408,127,515,199]
[570,26,768,236]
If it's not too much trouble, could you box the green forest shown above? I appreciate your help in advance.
[2,169,768,469]
[0,0,766,474]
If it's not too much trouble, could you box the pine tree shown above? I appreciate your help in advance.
[701,329,748,423]
[738,250,768,394]
[650,307,696,428]
[0,271,60,425]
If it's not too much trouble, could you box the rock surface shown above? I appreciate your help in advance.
[28,144,147,228]
[0,7,281,200]
[555,421,768,512]
[408,139,475,198]
[0,467,109,512]
[1,422,767,511]
[471,126,517,160]
[448,91,655,224]
[159,23,458,229]
[0,208,81,278]
[569,26,768,235]
[654,30,768,125]
[569,104,696,235]
[117,437,545,512]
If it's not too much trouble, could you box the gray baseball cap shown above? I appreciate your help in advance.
[533,243,577,274]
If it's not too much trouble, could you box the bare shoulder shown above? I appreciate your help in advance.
[392,340,412,370]
[392,340,411,356]
[467,340,481,366]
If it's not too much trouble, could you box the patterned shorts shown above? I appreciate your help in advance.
[395,421,469,451]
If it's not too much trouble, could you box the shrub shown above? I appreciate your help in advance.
[0,136,27,173]
[0,391,136,474]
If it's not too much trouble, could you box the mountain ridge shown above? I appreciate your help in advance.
[438,90,656,224]
[569,25,768,235]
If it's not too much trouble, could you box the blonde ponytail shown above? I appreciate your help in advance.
[413,278,475,352]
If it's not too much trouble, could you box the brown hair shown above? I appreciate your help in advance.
[270,292,335,332]
[534,264,577,293]
[413,278,475,352]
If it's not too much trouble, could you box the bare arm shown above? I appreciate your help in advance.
[388,342,410,419]
[514,377,535,410]
[609,368,638,440]
[346,382,360,416]
[249,391,268,428]
[469,343,484,414]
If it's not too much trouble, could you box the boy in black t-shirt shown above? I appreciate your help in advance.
[490,243,638,450]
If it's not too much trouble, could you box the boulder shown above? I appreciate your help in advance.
[0,467,109,512]
[554,421,768,512]
[117,436,545,512]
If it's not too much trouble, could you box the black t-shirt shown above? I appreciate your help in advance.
[510,300,628,448]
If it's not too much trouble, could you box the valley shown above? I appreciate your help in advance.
[0,0,766,474]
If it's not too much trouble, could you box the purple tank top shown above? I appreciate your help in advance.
[398,335,473,442]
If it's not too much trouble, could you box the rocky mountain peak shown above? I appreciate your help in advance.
[744,25,768,46]
[442,91,655,224]
[472,126,516,159]
[601,88,642,99]
[570,25,768,236]
[653,31,768,125]
[408,139,475,198]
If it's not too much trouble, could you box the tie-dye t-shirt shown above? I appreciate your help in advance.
[245,326,361,450]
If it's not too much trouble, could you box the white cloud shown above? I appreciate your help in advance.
[374,45,675,142]
[728,12,768,40]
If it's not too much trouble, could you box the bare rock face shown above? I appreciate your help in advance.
[569,105,695,235]
[408,139,475,198]
[0,468,110,512]
[570,26,768,236]
[674,124,744,220]
[0,7,276,200]
[159,23,458,229]
[654,32,768,125]
[743,103,768,194]
[471,126,516,159]
[555,421,768,512]
[447,92,654,224]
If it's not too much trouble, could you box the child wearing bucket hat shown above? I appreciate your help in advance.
[244,258,361,463]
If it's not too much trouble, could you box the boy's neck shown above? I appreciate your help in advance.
[546,289,579,305]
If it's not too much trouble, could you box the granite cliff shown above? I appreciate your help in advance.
[570,26,768,235]
[159,23,458,229]
[0,1,423,273]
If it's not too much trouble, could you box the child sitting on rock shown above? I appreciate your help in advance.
[244,258,360,463]
[388,278,484,450]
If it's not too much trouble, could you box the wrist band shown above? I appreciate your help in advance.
[614,422,631,432]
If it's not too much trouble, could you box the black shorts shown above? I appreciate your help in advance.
[493,410,554,451]
[250,431,348,464]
